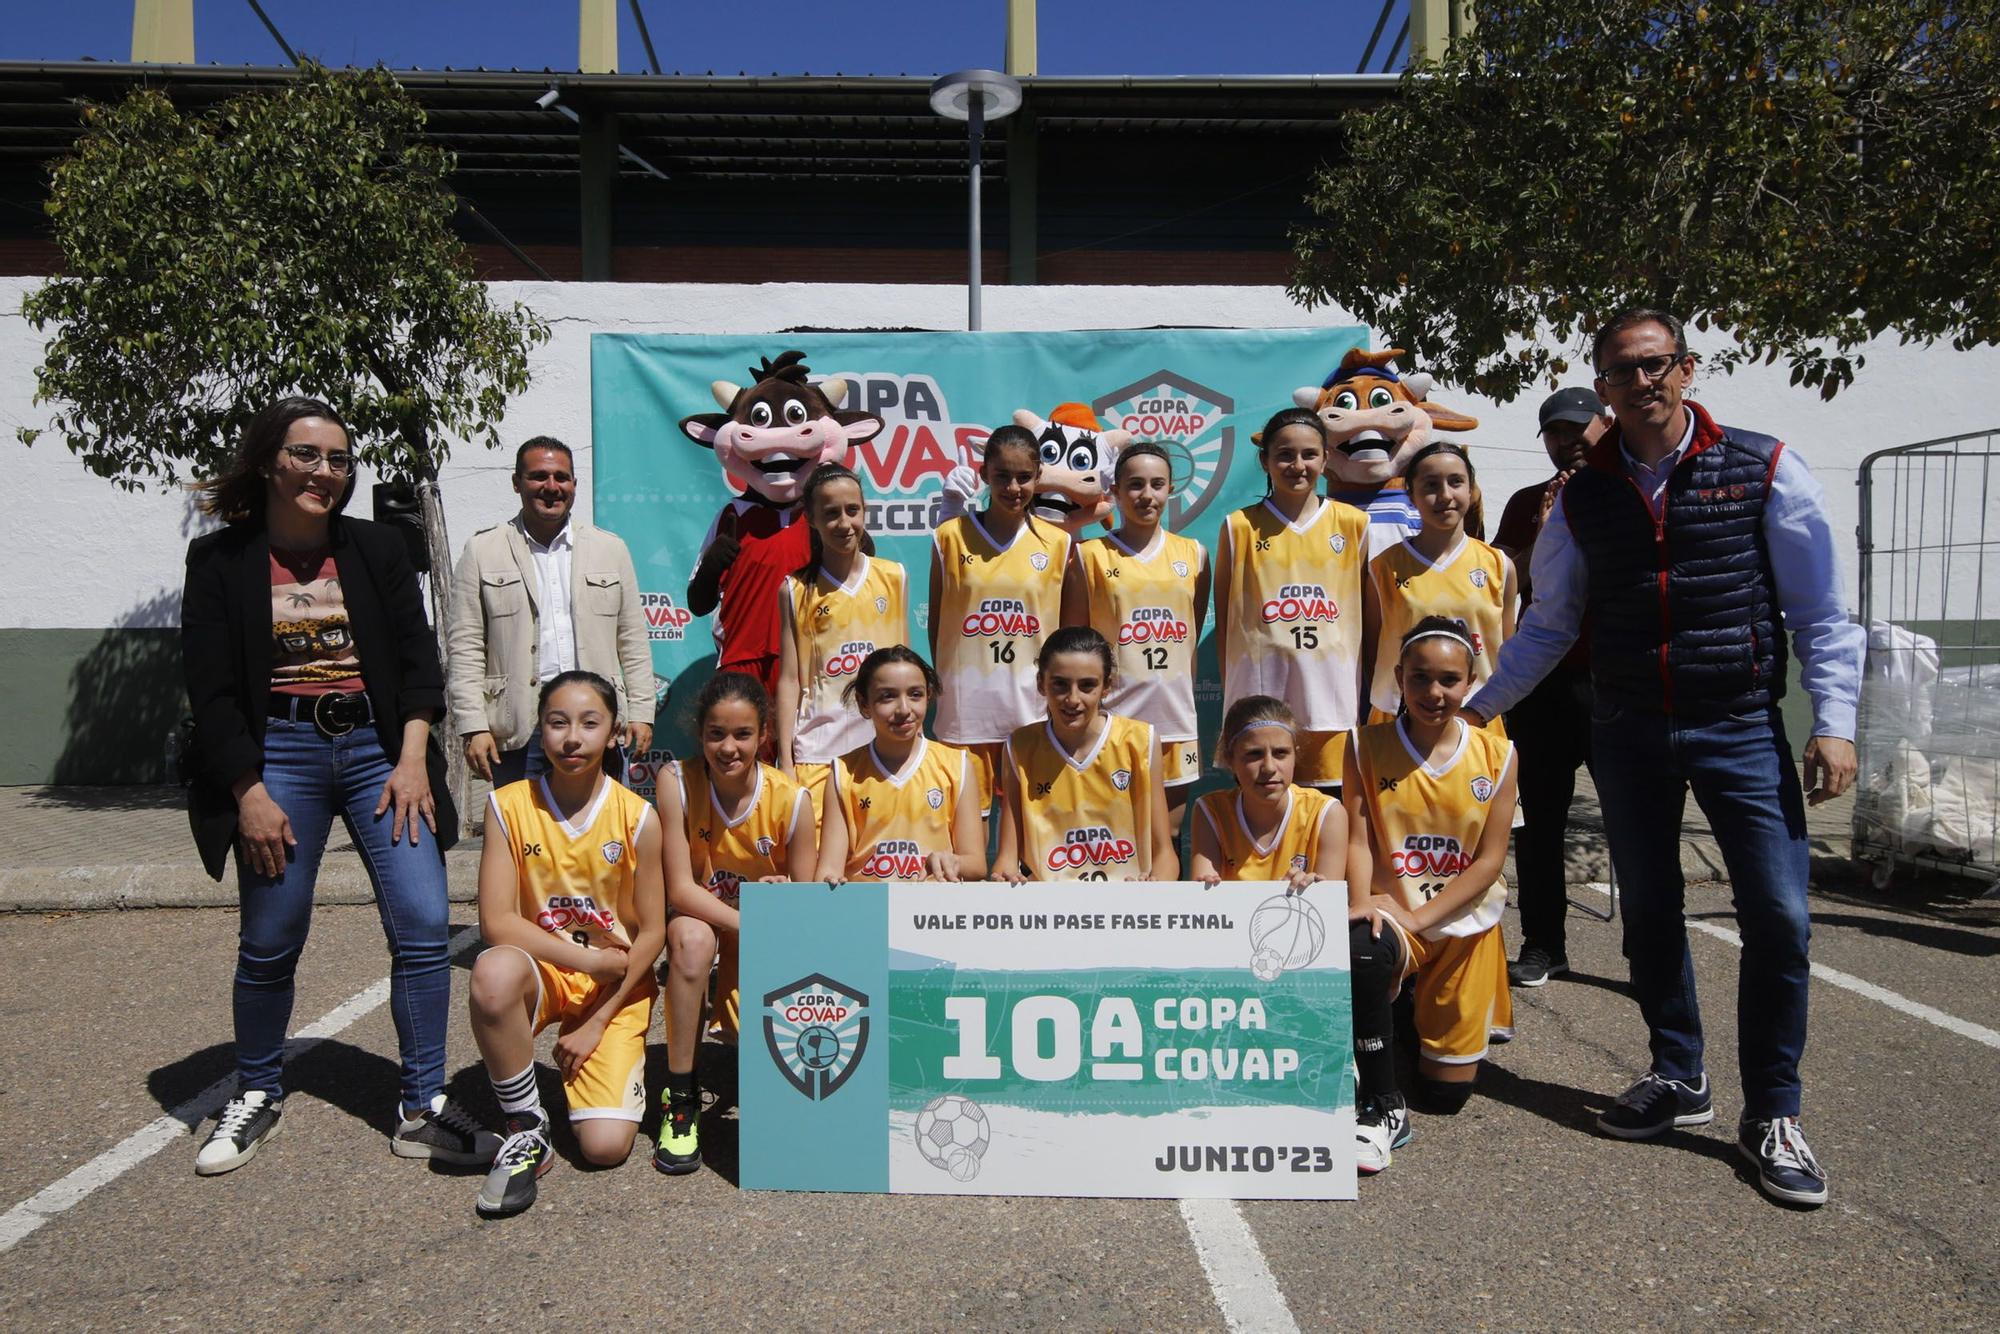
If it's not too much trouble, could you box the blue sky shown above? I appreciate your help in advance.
[5,1,1410,77]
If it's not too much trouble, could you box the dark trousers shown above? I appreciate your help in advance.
[1505,667,1594,954]
[1591,703,1813,1118]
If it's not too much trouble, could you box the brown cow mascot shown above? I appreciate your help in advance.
[681,350,885,698]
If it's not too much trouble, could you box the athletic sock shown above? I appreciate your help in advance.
[665,1069,696,1103]
[490,1063,543,1128]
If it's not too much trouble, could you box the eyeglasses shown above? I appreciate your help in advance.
[1597,353,1689,387]
[281,444,355,476]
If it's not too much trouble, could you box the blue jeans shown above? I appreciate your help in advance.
[234,719,451,1112]
[1591,703,1812,1119]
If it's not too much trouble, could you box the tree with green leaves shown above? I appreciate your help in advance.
[1290,1,2000,401]
[18,62,548,639]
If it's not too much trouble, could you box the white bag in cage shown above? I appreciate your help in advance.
[1928,755,2000,860]
[1862,740,1934,844]
[1862,620,1939,745]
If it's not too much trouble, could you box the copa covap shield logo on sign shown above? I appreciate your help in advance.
[764,973,871,1100]
[1093,370,1236,530]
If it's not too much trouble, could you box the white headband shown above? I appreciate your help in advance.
[1404,626,1477,656]
[1227,718,1296,747]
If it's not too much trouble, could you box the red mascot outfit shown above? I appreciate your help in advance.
[681,351,885,696]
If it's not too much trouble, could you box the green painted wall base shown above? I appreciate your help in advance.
[0,627,183,785]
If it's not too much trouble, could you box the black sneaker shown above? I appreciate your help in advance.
[476,1115,553,1217]
[1738,1116,1829,1207]
[1597,1071,1714,1140]
[394,1094,503,1165]
[652,1085,702,1175]
[195,1091,283,1176]
[1508,944,1569,988]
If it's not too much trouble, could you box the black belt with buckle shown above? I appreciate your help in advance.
[268,690,374,738]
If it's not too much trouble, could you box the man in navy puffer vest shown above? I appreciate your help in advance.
[1466,309,1862,1208]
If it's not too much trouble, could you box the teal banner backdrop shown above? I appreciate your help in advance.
[739,881,1356,1198]
[591,326,1367,784]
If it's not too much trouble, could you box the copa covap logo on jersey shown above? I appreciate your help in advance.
[1048,825,1137,873]
[1029,551,1050,571]
[764,973,871,1100]
[641,592,693,643]
[755,835,776,856]
[1093,370,1236,530]
[1469,567,1488,589]
[1111,769,1133,791]
[1117,606,1189,645]
[1470,775,1495,803]
[1171,559,1190,578]
[601,840,624,866]
[926,786,945,809]
[1329,532,1348,556]
[825,641,875,677]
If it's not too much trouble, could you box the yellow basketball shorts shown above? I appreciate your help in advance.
[795,761,832,829]
[531,957,657,1122]
[1382,919,1514,1065]
[1159,738,1203,789]
[1294,729,1349,789]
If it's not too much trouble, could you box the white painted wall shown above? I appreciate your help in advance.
[6,275,1999,632]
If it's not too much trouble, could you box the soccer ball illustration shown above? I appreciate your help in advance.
[1247,894,1327,977]
[796,1026,841,1071]
[915,1095,991,1181]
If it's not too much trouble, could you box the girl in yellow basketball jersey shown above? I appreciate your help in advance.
[655,673,815,1175]
[817,646,986,884]
[777,463,910,823]
[930,425,1071,820]
[1214,408,1370,791]
[995,627,1177,883]
[1062,441,1210,840]
[1188,695,1345,892]
[468,671,666,1217]
[1342,616,1519,1175]
[1362,442,1517,725]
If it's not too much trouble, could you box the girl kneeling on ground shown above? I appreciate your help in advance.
[1342,616,1518,1175]
[467,671,667,1217]
[656,672,816,1175]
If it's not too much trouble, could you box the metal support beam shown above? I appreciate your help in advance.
[1006,0,1038,78]
[579,110,619,280]
[1409,0,1474,64]
[1008,98,1038,285]
[580,0,618,74]
[131,0,193,64]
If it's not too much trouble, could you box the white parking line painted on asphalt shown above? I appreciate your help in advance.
[0,925,480,1255]
[1580,883,2000,1051]
[1178,1197,1301,1334]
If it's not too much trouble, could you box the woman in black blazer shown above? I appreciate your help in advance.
[181,396,495,1177]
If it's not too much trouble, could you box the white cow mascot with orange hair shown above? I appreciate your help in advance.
[939,401,1129,535]
[1295,346,1481,556]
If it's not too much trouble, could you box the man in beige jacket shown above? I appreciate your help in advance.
[448,437,656,786]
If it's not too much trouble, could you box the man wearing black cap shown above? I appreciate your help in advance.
[1491,387,1610,988]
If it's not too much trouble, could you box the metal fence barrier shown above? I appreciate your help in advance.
[1852,428,2000,895]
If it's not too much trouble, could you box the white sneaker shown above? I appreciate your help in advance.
[1355,1096,1411,1175]
[196,1091,283,1176]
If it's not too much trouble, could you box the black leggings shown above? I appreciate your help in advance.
[1350,919,1404,1102]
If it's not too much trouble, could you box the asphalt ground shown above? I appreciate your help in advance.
[1,870,1995,1331]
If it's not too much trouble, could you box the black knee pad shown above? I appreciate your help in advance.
[1348,920,1404,978]
[1415,1076,1474,1115]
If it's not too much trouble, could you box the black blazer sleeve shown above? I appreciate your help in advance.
[182,529,262,792]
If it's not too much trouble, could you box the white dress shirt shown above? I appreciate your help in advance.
[519,516,577,683]
[1469,409,1865,740]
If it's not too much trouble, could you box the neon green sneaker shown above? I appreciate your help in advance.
[652,1086,700,1175]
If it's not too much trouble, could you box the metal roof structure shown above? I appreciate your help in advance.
[0,62,1398,281]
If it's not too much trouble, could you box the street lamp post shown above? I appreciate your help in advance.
[929,69,1023,332]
